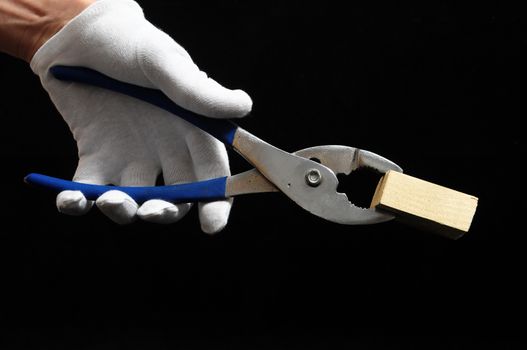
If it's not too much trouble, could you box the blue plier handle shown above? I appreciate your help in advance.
[25,66,242,204]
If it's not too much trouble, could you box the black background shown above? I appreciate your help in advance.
[1,1,525,349]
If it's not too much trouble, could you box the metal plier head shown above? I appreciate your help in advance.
[291,145,402,224]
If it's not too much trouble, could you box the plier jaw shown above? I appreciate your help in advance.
[292,146,402,224]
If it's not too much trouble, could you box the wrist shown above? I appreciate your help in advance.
[0,0,95,62]
[29,0,96,62]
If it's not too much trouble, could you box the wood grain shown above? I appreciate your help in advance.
[371,171,478,239]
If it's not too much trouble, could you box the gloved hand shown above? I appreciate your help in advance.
[30,0,252,233]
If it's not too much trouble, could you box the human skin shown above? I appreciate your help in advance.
[0,0,95,62]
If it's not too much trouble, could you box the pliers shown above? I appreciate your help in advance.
[25,66,402,225]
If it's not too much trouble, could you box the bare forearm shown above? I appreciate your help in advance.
[0,0,94,62]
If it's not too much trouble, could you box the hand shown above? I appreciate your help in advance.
[28,0,252,233]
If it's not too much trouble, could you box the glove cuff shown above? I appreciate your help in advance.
[30,0,144,76]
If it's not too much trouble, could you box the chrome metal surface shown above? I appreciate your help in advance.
[226,169,278,196]
[232,131,403,225]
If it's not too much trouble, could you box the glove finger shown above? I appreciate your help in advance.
[137,200,192,224]
[96,164,158,224]
[152,141,197,225]
[186,129,232,234]
[56,190,93,216]
[96,190,138,225]
[198,200,233,235]
[56,157,112,216]
[139,38,252,119]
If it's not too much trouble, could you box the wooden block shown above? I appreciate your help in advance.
[371,171,478,239]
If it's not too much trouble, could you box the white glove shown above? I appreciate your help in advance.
[30,0,252,233]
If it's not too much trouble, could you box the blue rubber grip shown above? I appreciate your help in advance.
[50,66,239,146]
[25,173,228,204]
